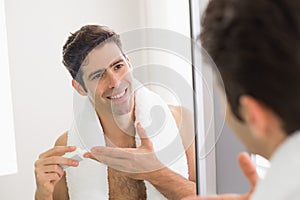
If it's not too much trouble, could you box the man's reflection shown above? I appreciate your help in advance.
[34,25,196,200]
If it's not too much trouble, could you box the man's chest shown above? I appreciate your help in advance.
[108,167,147,200]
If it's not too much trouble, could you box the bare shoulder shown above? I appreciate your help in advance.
[168,105,196,182]
[168,105,193,127]
[168,105,181,125]
[168,105,195,145]
[54,131,68,146]
[168,105,192,117]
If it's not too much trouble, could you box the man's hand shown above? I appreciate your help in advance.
[84,122,164,180]
[34,146,79,200]
[85,123,197,199]
[183,152,258,200]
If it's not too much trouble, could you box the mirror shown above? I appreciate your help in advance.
[1,0,197,199]
[190,0,253,195]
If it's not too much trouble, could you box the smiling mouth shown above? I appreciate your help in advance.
[107,88,127,100]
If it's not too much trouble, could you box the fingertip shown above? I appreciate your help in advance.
[238,152,250,162]
[72,160,79,166]
[136,124,147,138]
[69,146,77,151]
[136,122,141,128]
[83,152,92,158]
[239,151,249,156]
[138,123,146,131]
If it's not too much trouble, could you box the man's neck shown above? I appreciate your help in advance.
[264,129,287,160]
[96,109,136,148]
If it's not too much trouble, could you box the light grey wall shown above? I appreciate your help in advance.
[215,125,250,193]
[214,88,250,194]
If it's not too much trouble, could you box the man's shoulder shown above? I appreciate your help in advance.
[168,105,194,129]
[168,105,191,123]
[168,105,181,123]
[54,131,68,146]
[168,105,192,118]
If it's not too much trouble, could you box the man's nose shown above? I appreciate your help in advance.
[107,71,120,89]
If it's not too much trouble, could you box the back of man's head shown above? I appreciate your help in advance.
[201,0,300,135]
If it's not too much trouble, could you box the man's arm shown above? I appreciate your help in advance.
[86,124,258,200]
[146,167,196,199]
[140,105,197,199]
[85,123,196,199]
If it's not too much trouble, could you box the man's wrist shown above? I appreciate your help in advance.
[35,190,53,200]
[144,167,170,184]
[143,167,196,199]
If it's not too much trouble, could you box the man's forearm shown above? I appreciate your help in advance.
[145,167,196,200]
[35,190,53,200]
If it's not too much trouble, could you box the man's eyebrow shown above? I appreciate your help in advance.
[109,58,124,68]
[87,58,125,80]
[88,69,105,80]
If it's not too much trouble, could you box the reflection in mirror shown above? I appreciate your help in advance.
[59,26,196,199]
[1,0,197,199]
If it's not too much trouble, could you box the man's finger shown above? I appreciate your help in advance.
[136,122,152,147]
[183,194,242,200]
[85,150,132,170]
[90,146,131,159]
[39,146,76,158]
[40,156,79,167]
[238,152,258,187]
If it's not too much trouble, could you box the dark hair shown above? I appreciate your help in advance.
[62,25,122,89]
[201,0,300,135]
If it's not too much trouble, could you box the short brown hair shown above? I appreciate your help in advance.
[62,25,122,88]
[201,0,300,134]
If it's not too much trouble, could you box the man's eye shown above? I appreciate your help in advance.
[114,64,123,70]
[92,73,103,80]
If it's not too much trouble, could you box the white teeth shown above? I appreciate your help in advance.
[110,90,126,99]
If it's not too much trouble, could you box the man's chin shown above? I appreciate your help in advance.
[112,108,131,116]
[111,101,133,116]
[111,96,134,116]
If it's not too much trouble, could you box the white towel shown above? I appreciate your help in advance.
[250,131,300,200]
[66,80,188,199]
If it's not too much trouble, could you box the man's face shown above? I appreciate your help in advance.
[80,42,134,116]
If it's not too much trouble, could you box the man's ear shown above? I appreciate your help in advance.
[239,95,271,138]
[72,79,87,96]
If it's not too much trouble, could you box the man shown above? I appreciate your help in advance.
[34,25,196,200]
[186,0,300,199]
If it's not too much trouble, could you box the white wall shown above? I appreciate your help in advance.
[138,0,192,105]
[1,0,143,199]
[0,0,17,176]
